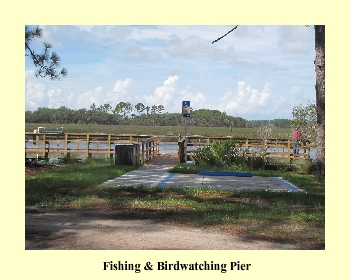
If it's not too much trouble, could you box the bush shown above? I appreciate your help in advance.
[194,139,267,170]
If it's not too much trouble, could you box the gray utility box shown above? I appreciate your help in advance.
[115,144,140,166]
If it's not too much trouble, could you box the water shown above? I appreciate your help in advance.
[26,141,317,162]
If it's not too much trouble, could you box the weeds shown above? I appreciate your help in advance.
[193,139,269,170]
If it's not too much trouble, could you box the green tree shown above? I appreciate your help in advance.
[25,26,67,80]
[135,103,146,114]
[150,105,156,114]
[114,102,131,118]
[125,102,133,115]
[98,103,112,113]
[291,102,317,143]
[90,103,97,111]
[156,104,165,114]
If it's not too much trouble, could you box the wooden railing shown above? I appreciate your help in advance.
[25,132,159,164]
[140,137,159,164]
[178,136,311,164]
[25,133,310,164]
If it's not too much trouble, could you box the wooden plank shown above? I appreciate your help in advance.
[25,133,311,162]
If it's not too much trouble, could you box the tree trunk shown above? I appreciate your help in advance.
[315,25,325,181]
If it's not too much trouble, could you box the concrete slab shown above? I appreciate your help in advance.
[103,165,303,192]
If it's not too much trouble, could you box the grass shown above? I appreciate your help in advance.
[25,159,325,249]
[25,123,292,138]
[25,159,137,206]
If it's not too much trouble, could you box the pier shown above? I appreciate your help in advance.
[25,132,311,164]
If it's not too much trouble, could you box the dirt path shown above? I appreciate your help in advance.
[25,206,301,250]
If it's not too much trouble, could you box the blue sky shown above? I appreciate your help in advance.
[25,25,315,120]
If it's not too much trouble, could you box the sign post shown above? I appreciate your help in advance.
[182,101,190,166]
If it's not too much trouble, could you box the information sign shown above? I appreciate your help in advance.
[182,101,190,118]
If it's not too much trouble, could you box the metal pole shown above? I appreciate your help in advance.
[185,118,187,166]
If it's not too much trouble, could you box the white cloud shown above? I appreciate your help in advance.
[278,26,314,54]
[25,70,77,110]
[77,86,104,108]
[112,78,132,93]
[165,35,207,58]
[247,82,272,106]
[43,89,75,109]
[123,46,163,61]
[165,34,231,60]
[46,89,62,108]
[25,70,46,110]
[105,78,133,104]
[144,76,179,107]
[290,86,302,95]
[218,81,275,118]
[179,88,207,110]
[76,25,134,44]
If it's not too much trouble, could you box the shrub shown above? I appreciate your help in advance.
[194,139,266,170]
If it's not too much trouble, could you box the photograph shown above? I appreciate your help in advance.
[3,1,344,279]
[25,24,324,250]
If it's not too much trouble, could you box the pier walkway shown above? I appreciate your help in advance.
[103,154,303,193]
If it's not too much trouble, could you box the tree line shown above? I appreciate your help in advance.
[25,102,292,128]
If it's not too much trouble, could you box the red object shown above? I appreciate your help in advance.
[292,130,302,140]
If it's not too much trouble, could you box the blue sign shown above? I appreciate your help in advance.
[182,101,190,118]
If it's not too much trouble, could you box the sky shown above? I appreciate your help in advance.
[25,25,316,120]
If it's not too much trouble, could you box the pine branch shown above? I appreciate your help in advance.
[212,25,238,44]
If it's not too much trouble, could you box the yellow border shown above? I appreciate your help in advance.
[2,1,345,279]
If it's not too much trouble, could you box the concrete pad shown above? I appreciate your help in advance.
[103,165,303,192]
[104,165,172,187]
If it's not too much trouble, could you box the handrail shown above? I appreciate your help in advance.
[25,133,311,164]
[25,132,159,163]
[140,136,159,164]
[178,137,311,163]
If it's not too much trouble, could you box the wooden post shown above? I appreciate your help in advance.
[86,134,90,158]
[245,139,249,160]
[287,139,291,163]
[35,134,40,159]
[141,141,145,164]
[134,144,140,165]
[178,140,181,164]
[178,138,186,164]
[42,134,46,158]
[64,133,68,157]
[146,141,149,161]
[156,137,160,155]
[108,134,112,159]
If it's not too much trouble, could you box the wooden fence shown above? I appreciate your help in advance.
[140,137,159,164]
[178,136,311,164]
[25,132,159,164]
[25,133,310,165]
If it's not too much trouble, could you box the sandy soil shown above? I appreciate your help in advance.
[25,206,301,250]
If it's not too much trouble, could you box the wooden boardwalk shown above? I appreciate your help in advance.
[25,132,311,164]
[146,154,178,166]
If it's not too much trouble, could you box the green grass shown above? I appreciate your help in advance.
[25,123,291,138]
[26,159,324,249]
[25,159,137,206]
